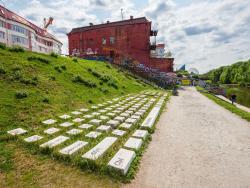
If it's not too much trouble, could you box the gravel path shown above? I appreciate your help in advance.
[124,87,250,188]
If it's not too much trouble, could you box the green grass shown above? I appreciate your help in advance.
[196,86,250,122]
[0,47,165,186]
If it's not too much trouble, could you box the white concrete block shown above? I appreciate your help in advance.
[120,112,130,118]
[44,127,60,135]
[141,106,161,129]
[132,130,148,139]
[114,116,126,123]
[79,124,93,129]
[125,110,134,115]
[60,122,74,127]
[112,129,126,136]
[59,114,71,119]
[82,137,117,160]
[108,148,136,175]
[91,112,101,117]
[7,128,27,135]
[67,128,83,135]
[24,135,43,142]
[85,131,102,138]
[89,119,102,126]
[91,106,98,110]
[73,118,84,123]
[40,136,69,148]
[60,141,88,155]
[104,107,113,111]
[134,112,144,117]
[83,114,94,119]
[71,111,82,115]
[106,113,116,118]
[96,125,111,132]
[42,119,57,125]
[98,109,107,114]
[124,137,143,150]
[119,123,133,129]
[125,118,138,125]
[99,116,109,121]
[107,120,120,128]
[130,115,141,121]
[79,108,89,112]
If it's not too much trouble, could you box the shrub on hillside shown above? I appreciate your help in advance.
[42,97,49,103]
[54,66,62,73]
[106,64,111,69]
[12,70,23,80]
[72,75,97,88]
[108,80,118,89]
[49,76,56,81]
[20,77,38,86]
[61,65,67,70]
[9,46,24,52]
[73,58,78,62]
[0,43,6,50]
[15,91,28,99]
[28,56,50,64]
[88,99,93,104]
[99,87,109,94]
[0,67,6,74]
[50,52,58,58]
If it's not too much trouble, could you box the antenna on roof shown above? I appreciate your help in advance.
[121,8,124,20]
[43,17,53,30]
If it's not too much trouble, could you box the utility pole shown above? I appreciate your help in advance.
[121,8,124,20]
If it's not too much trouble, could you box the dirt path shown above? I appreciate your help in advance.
[124,87,250,188]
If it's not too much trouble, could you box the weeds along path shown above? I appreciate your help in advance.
[124,87,250,188]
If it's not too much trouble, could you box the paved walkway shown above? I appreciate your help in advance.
[124,87,250,188]
[215,94,250,113]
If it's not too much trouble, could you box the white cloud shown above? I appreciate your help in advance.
[14,0,250,73]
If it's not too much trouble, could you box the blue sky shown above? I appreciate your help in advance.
[3,0,250,73]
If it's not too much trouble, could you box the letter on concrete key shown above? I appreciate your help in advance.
[24,135,43,142]
[141,106,161,129]
[7,128,27,135]
[40,136,69,148]
[59,114,71,119]
[108,148,136,175]
[82,137,117,160]
[60,141,88,155]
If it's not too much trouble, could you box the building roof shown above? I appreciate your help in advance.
[0,5,62,44]
[69,17,150,34]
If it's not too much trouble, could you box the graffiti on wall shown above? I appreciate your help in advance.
[117,57,177,87]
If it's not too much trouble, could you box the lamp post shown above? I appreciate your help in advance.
[0,0,8,46]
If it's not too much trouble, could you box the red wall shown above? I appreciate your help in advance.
[68,21,174,73]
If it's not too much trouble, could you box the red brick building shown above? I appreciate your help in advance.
[67,17,174,73]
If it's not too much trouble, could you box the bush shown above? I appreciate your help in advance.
[42,97,49,103]
[9,46,25,52]
[20,78,37,85]
[106,64,111,69]
[72,75,97,88]
[28,56,50,64]
[0,43,6,50]
[0,67,6,74]
[108,80,118,89]
[87,68,92,72]
[12,70,23,80]
[49,76,56,81]
[88,99,93,104]
[15,91,28,99]
[100,75,111,82]
[54,66,62,73]
[61,65,66,70]
[50,52,58,58]
[99,88,109,94]
[73,58,78,62]
[99,81,103,85]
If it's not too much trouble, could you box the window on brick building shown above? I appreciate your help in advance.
[102,37,106,45]
[0,31,5,39]
[0,20,5,28]
[110,36,115,44]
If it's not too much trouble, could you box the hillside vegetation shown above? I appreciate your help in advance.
[0,46,157,187]
[202,60,250,85]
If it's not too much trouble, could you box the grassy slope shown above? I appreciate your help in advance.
[0,48,156,187]
[196,86,250,122]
